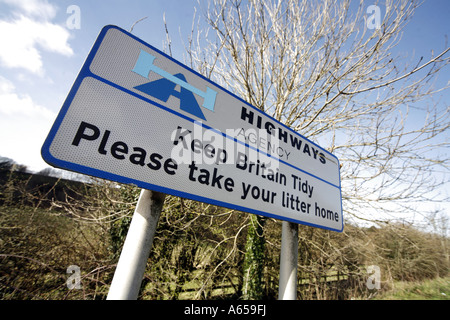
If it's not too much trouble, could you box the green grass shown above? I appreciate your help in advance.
[374,276,450,300]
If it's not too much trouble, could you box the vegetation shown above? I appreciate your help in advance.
[181,0,449,299]
[1,0,449,300]
[0,167,448,300]
[373,277,450,300]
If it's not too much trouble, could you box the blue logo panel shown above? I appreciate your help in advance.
[134,73,206,120]
[132,49,217,120]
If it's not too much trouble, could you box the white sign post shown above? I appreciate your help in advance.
[42,25,343,299]
[107,189,165,300]
[278,221,299,300]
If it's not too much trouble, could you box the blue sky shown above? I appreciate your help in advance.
[0,0,448,174]
[0,0,200,171]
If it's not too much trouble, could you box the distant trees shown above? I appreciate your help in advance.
[0,156,27,173]
[36,167,59,177]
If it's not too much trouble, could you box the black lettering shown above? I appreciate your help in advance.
[290,135,302,150]
[241,182,251,200]
[265,121,275,136]
[256,114,262,129]
[173,126,191,147]
[163,158,178,175]
[147,153,163,170]
[191,139,203,154]
[216,148,227,164]
[204,144,215,159]
[303,143,311,156]
[210,168,223,188]
[111,141,128,160]
[188,161,198,181]
[224,177,234,192]
[240,106,254,124]
[72,122,179,175]
[311,146,318,159]
[319,153,326,164]
[72,121,100,146]
[314,202,338,221]
[197,168,210,185]
[278,128,288,143]
[98,130,110,155]
[130,147,147,166]
[236,152,247,170]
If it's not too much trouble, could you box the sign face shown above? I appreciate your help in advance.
[42,25,343,232]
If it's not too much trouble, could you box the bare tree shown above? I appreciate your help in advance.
[183,0,449,297]
[186,0,449,222]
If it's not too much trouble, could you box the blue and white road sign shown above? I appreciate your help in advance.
[42,25,343,232]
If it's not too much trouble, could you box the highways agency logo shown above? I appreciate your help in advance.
[132,49,217,120]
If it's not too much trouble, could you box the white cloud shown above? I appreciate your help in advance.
[0,0,72,172]
[0,0,73,74]
[0,76,56,172]
[0,0,57,20]
[0,76,56,120]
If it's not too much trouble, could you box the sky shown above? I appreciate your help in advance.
[0,0,201,172]
[0,0,448,172]
[0,0,448,226]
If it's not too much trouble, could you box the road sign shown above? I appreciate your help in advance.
[42,25,343,232]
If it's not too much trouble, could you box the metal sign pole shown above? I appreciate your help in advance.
[278,221,299,300]
[107,189,165,300]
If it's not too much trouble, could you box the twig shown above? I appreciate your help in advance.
[129,16,148,33]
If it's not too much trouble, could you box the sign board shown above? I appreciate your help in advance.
[42,25,343,232]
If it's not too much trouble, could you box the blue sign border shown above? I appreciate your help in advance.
[41,25,344,232]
